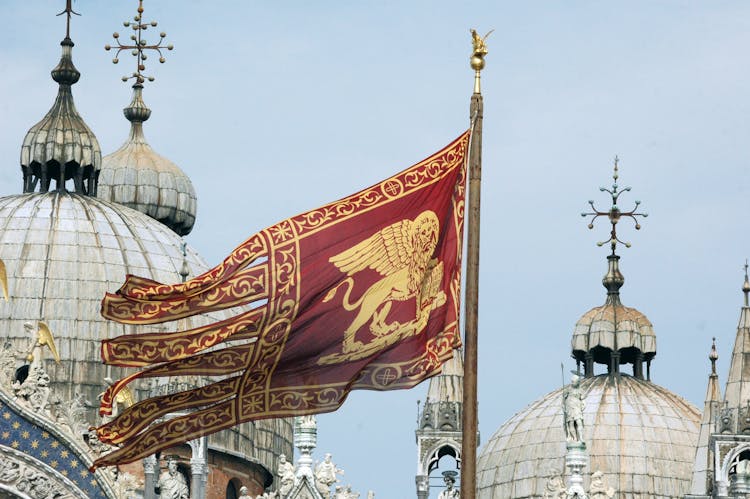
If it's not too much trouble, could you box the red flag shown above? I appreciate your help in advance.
[92,131,469,468]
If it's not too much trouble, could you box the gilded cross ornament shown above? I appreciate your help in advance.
[581,157,648,254]
[105,0,173,84]
[56,0,80,39]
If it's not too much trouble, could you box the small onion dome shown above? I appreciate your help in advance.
[571,254,656,378]
[98,84,197,236]
[20,38,101,196]
[476,375,700,498]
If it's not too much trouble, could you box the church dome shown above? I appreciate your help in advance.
[477,166,700,498]
[476,374,700,498]
[571,254,656,378]
[0,191,205,399]
[0,191,291,473]
[98,84,197,236]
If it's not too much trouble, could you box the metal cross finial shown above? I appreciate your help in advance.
[56,0,80,39]
[581,156,648,255]
[104,0,173,85]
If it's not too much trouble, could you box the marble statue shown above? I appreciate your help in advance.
[157,457,189,499]
[277,454,295,496]
[589,470,615,498]
[315,452,344,498]
[563,373,585,443]
[438,473,460,499]
[238,485,252,499]
[543,472,566,499]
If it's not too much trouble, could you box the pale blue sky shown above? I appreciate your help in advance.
[2,2,750,497]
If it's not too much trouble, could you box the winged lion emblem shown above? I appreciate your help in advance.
[320,210,447,362]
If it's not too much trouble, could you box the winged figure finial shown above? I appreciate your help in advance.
[0,259,8,301]
[25,321,61,364]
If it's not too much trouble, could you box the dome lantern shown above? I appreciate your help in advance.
[20,2,101,196]
[573,158,653,379]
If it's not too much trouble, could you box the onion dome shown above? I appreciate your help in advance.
[98,85,197,235]
[98,13,195,236]
[571,255,656,379]
[20,37,101,196]
[477,375,700,498]
[574,158,652,379]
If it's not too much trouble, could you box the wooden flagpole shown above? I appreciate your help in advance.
[461,29,488,499]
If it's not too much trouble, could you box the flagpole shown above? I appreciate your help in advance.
[461,29,488,499]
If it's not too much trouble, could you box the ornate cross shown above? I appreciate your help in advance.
[581,156,648,255]
[105,0,173,84]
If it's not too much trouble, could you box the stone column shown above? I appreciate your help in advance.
[584,353,594,377]
[634,352,644,379]
[610,351,620,376]
[189,436,207,499]
[143,455,157,499]
[294,416,317,482]
[565,442,588,499]
[415,475,429,499]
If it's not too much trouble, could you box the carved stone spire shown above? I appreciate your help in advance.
[20,3,101,195]
[722,269,750,416]
[415,349,464,499]
[702,267,750,496]
[689,338,722,495]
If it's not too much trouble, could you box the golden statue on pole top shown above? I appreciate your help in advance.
[470,29,493,93]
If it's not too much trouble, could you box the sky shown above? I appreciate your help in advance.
[2,1,750,498]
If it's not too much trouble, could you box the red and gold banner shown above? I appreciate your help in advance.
[93,131,469,468]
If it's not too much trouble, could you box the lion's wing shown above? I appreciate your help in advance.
[329,219,414,276]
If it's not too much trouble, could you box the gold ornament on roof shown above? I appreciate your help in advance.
[25,321,61,364]
[470,29,493,93]
[0,259,8,301]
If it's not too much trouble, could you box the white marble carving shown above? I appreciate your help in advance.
[543,472,566,499]
[314,453,344,498]
[588,470,614,498]
[157,457,189,499]
[563,373,585,444]
[277,453,296,496]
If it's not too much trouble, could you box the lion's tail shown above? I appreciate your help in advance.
[322,277,358,311]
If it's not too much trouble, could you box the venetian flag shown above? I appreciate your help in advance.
[92,131,470,468]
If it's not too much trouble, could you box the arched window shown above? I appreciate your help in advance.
[226,478,243,499]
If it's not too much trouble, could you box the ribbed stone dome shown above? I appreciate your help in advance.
[98,85,197,235]
[477,375,700,498]
[0,191,291,474]
[572,303,656,364]
[20,38,101,196]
